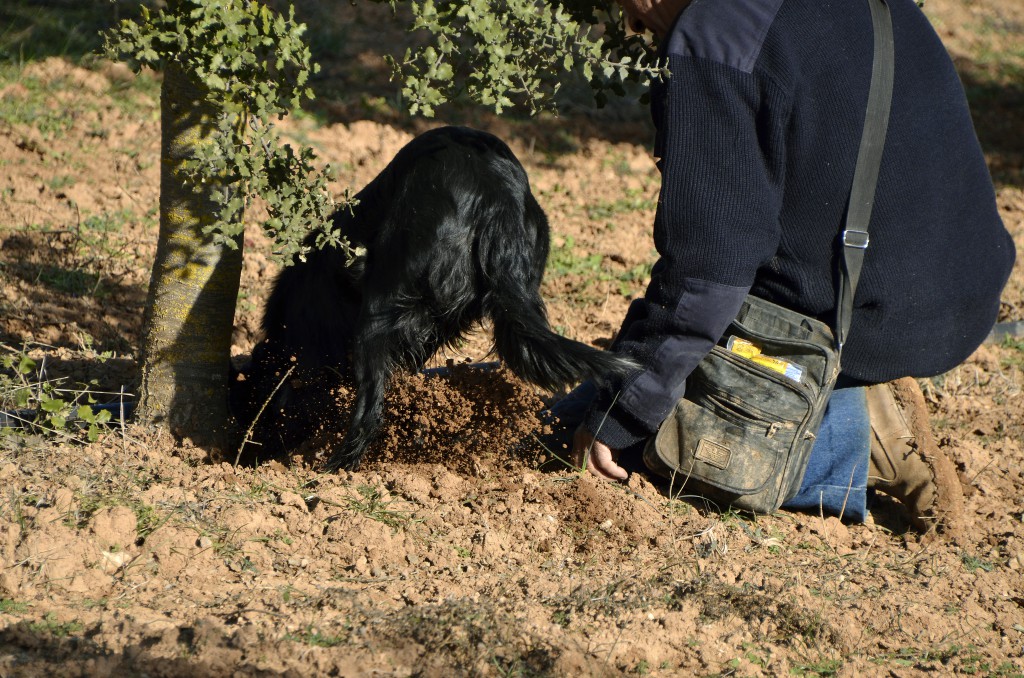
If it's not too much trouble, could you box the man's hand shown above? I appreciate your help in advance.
[572,426,628,481]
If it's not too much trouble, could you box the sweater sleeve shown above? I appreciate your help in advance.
[583,54,790,449]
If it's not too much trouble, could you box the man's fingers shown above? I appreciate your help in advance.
[587,443,628,481]
[572,426,628,481]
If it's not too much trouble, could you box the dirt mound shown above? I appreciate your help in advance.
[237,362,550,476]
[369,364,548,474]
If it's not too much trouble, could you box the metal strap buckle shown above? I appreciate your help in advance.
[842,229,870,249]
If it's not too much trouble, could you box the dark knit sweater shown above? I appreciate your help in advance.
[584,0,1016,449]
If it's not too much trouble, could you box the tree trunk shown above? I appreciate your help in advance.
[136,61,243,451]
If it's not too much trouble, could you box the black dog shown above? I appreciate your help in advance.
[237,126,636,471]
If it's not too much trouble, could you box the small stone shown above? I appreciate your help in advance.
[197,536,213,549]
[101,550,131,573]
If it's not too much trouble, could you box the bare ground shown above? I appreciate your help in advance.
[1,1,1023,675]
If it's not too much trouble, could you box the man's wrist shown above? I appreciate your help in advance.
[583,399,653,450]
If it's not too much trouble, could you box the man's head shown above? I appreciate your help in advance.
[616,0,694,39]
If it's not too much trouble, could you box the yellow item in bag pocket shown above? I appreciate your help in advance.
[726,337,804,383]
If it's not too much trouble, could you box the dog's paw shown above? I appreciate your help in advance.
[323,449,363,473]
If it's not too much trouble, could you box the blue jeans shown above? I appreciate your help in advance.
[780,385,870,522]
[547,381,871,521]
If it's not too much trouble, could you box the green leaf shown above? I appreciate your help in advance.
[39,396,66,414]
[18,355,36,375]
[14,388,31,409]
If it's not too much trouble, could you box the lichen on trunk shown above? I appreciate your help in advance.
[136,62,242,450]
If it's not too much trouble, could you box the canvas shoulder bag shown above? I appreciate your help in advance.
[642,0,895,513]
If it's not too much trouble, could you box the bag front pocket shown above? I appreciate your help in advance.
[654,395,800,496]
[645,347,814,510]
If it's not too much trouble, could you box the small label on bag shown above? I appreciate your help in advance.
[695,439,732,470]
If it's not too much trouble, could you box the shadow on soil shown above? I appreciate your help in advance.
[0,597,565,677]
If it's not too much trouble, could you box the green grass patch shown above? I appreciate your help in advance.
[28,612,83,638]
[547,236,604,278]
[285,625,348,648]
[35,265,103,297]
[970,16,1024,83]
[47,174,76,191]
[999,335,1024,369]
[961,553,996,573]
[72,492,161,540]
[345,484,416,530]
[791,659,843,676]
[11,209,153,298]
[872,643,1020,675]
[585,190,657,222]
[0,60,159,145]
[546,235,653,298]
[0,72,76,140]
[0,598,29,614]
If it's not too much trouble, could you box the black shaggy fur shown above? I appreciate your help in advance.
[237,126,636,471]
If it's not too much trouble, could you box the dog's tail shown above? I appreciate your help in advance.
[488,293,638,392]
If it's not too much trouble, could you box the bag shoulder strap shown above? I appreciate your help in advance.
[836,0,895,351]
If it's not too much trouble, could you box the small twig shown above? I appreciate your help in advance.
[6,547,60,570]
[234,365,295,467]
[604,624,628,666]
[37,354,48,399]
[967,458,996,488]
[818,492,841,558]
[119,384,128,460]
[837,460,861,524]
